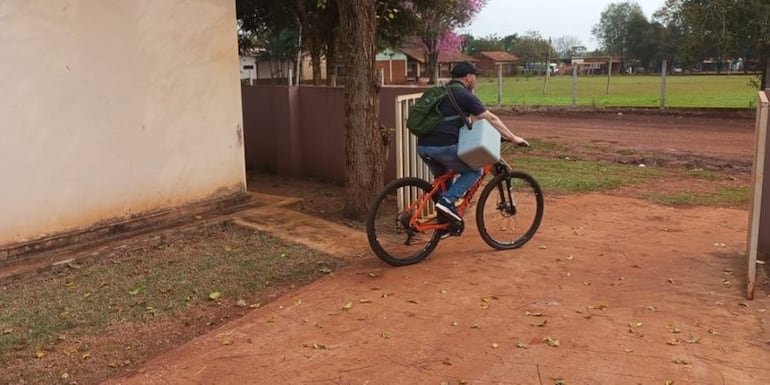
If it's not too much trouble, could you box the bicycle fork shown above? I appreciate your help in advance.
[496,177,517,216]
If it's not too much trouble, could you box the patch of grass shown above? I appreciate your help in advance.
[510,155,663,194]
[646,186,749,207]
[475,74,758,108]
[0,222,344,384]
[684,168,723,181]
[505,138,748,207]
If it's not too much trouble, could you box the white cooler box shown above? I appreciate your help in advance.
[457,119,500,169]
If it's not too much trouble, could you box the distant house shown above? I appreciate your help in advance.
[239,51,323,84]
[398,41,476,83]
[473,51,519,76]
[568,57,625,75]
[375,48,408,84]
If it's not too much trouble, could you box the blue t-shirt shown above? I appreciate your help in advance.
[417,80,487,147]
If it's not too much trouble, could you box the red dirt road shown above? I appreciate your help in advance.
[105,195,769,385]
[104,112,769,385]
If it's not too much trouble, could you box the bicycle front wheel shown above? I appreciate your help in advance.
[366,177,441,266]
[476,171,544,250]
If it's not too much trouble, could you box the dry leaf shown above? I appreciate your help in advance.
[708,328,720,335]
[222,339,233,346]
[532,319,548,327]
[665,381,674,385]
[35,351,45,359]
[516,342,529,349]
[208,292,222,300]
[236,299,247,307]
[666,338,680,346]
[671,358,691,365]
[359,298,371,304]
[525,311,543,317]
[406,299,419,304]
[666,324,681,333]
[687,335,701,344]
[629,321,643,328]
[491,342,499,349]
[543,336,560,347]
[381,331,391,339]
[646,305,659,312]
[342,302,354,310]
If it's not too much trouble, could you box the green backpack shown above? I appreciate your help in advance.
[406,83,466,137]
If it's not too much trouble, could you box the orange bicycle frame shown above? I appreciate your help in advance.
[404,163,495,233]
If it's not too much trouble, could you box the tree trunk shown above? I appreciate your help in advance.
[423,37,440,85]
[338,0,383,220]
[308,37,323,85]
[326,34,338,86]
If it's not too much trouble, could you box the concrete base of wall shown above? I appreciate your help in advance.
[0,191,254,270]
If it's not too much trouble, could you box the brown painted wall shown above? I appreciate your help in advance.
[242,85,427,184]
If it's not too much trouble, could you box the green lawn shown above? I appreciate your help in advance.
[473,74,760,109]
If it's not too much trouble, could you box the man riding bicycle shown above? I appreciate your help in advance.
[416,61,529,225]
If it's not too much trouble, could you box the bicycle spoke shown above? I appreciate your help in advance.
[476,171,543,250]
[366,178,441,266]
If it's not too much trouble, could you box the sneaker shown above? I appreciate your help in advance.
[435,197,463,222]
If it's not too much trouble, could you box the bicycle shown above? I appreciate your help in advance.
[366,142,544,266]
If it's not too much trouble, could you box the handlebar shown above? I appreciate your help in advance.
[501,138,530,148]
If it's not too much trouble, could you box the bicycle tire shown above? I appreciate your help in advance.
[366,177,441,266]
[476,171,544,250]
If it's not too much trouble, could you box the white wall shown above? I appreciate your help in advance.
[0,0,246,246]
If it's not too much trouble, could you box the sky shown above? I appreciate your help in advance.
[461,0,666,51]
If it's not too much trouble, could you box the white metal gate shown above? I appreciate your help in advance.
[394,93,432,212]
[747,90,769,300]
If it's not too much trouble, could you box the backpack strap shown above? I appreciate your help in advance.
[444,84,472,129]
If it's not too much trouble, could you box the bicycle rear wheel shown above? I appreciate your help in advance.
[476,171,544,250]
[366,177,441,266]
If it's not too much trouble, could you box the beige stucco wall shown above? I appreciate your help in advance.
[0,0,246,246]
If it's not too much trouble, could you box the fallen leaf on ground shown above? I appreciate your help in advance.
[543,336,560,347]
[532,319,548,327]
[666,324,681,333]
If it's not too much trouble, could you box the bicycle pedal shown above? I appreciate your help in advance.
[448,220,465,236]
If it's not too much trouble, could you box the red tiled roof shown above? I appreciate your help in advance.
[475,51,519,62]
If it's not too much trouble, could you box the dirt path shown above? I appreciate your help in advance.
[105,194,769,385]
[103,113,770,385]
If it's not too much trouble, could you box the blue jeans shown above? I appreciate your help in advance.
[417,144,482,202]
